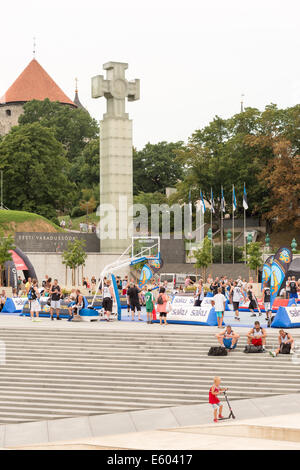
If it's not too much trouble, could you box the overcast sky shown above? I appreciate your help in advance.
[1,0,299,149]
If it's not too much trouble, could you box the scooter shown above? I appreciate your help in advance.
[218,390,236,420]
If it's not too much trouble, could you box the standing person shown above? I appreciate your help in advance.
[209,377,227,423]
[17,276,22,296]
[213,287,226,328]
[289,277,298,301]
[231,281,244,321]
[156,287,169,326]
[145,286,154,324]
[29,280,41,322]
[50,279,62,321]
[285,277,291,300]
[127,282,142,321]
[247,284,259,317]
[102,279,114,321]
[262,282,272,322]
[25,277,32,295]
[122,276,128,296]
[247,321,267,351]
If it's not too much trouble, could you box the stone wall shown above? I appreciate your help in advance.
[24,252,129,286]
[0,104,24,136]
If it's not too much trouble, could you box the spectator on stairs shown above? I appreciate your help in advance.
[247,321,267,351]
[216,325,240,350]
[270,330,295,357]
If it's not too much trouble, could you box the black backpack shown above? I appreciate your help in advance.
[280,343,291,354]
[208,346,228,356]
[157,295,164,305]
[244,345,263,353]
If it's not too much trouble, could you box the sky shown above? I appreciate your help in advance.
[0,0,299,149]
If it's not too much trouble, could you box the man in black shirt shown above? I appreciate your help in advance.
[126,282,142,321]
[50,279,62,320]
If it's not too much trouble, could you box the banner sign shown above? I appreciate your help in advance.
[138,264,153,288]
[286,306,300,324]
[261,255,274,290]
[270,247,293,307]
[167,296,212,323]
[2,297,28,313]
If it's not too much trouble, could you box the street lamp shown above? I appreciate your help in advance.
[226,230,232,243]
[291,238,297,253]
[247,233,253,244]
[265,233,270,247]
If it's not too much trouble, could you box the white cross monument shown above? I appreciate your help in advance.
[92,62,140,253]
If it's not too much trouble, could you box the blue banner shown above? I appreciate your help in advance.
[138,264,153,288]
[270,247,293,307]
[261,255,274,291]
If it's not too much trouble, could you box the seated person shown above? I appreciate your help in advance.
[270,330,294,357]
[67,289,77,318]
[0,290,6,311]
[216,325,240,350]
[68,289,83,321]
[247,321,267,350]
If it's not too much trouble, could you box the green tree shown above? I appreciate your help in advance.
[133,141,185,195]
[19,99,99,162]
[70,138,100,188]
[0,123,76,220]
[246,242,263,282]
[62,239,87,286]
[194,237,212,281]
[0,232,15,286]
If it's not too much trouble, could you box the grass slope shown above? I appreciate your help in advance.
[0,210,63,234]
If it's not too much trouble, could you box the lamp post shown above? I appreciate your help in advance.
[247,233,253,244]
[226,230,232,243]
[265,233,270,247]
[291,238,297,253]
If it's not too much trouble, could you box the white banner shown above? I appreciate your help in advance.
[168,295,212,323]
[286,306,300,324]
[11,298,27,310]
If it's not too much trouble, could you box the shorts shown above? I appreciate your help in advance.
[211,403,221,409]
[51,300,60,309]
[130,302,141,312]
[252,338,262,346]
[264,302,271,312]
[233,302,239,311]
[223,338,237,349]
[289,293,298,299]
[103,297,113,312]
[30,300,41,313]
[216,311,224,318]
[159,312,167,317]
[249,300,257,310]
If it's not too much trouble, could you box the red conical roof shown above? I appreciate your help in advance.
[0,59,75,106]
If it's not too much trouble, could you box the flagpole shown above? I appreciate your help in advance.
[210,188,213,264]
[221,186,223,265]
[232,185,235,264]
[244,207,246,264]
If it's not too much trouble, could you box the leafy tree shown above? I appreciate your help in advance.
[62,239,87,286]
[0,123,76,219]
[194,237,211,281]
[79,189,97,223]
[69,138,100,188]
[246,242,263,282]
[0,232,15,286]
[18,99,99,162]
[133,141,185,195]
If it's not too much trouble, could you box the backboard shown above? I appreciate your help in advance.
[132,236,160,260]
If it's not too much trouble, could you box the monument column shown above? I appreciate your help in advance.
[92,62,140,253]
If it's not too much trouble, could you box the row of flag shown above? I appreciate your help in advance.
[191,184,249,214]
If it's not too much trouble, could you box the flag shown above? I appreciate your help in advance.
[138,264,153,288]
[188,190,192,211]
[232,186,237,212]
[210,188,215,214]
[243,183,248,210]
[270,247,293,307]
[221,187,226,213]
[200,189,206,214]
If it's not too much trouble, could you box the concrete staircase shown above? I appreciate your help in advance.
[0,328,299,424]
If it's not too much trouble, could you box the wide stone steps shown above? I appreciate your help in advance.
[0,328,298,424]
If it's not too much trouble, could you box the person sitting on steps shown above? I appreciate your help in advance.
[247,321,267,351]
[270,330,295,357]
[216,325,240,350]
